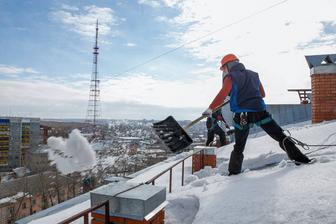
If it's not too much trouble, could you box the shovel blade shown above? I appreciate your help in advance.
[153,116,193,153]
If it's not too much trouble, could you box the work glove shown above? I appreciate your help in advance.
[202,108,212,117]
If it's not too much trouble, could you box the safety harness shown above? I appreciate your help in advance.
[233,112,273,130]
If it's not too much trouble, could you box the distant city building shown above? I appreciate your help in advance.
[0,117,40,172]
[40,121,91,144]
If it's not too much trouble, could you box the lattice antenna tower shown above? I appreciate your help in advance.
[86,19,101,128]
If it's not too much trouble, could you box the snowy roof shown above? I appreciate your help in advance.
[164,121,336,223]
[18,121,336,224]
[0,192,26,206]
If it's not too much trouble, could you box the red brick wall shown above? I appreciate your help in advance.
[311,73,336,123]
[92,209,165,224]
[192,154,216,173]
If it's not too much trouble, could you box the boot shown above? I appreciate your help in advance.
[279,138,311,164]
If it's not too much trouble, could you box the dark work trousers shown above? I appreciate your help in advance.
[228,111,311,175]
[206,125,227,146]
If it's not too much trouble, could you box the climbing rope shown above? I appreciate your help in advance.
[283,130,336,155]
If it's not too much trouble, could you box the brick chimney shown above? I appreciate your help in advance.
[305,54,336,123]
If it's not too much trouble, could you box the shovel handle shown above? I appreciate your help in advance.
[184,115,207,130]
[183,99,230,130]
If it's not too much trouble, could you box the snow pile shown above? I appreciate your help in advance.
[47,129,96,175]
[165,195,200,224]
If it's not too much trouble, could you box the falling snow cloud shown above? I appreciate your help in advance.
[47,129,96,175]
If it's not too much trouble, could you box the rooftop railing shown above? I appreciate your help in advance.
[57,145,208,223]
[145,146,205,193]
[57,200,109,224]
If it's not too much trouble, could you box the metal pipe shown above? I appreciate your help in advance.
[203,150,205,168]
[105,201,109,224]
[84,214,88,224]
[200,151,202,170]
[192,154,194,175]
[57,200,109,224]
[145,147,204,185]
[182,160,185,186]
[169,168,172,193]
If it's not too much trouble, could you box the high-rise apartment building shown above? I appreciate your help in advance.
[0,117,40,172]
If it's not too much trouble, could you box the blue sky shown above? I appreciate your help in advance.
[0,0,194,79]
[0,0,336,119]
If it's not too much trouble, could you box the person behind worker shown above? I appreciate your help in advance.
[202,53,311,175]
[206,110,229,147]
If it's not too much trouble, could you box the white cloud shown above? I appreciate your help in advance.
[101,73,221,108]
[125,42,136,47]
[3,1,336,119]
[159,0,336,104]
[100,39,113,45]
[0,78,90,118]
[138,0,161,8]
[0,79,86,104]
[52,5,118,37]
[0,74,211,119]
[61,4,79,11]
[156,16,169,22]
[0,64,39,75]
[138,0,181,8]
[161,0,181,7]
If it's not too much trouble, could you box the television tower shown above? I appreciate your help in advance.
[86,19,101,131]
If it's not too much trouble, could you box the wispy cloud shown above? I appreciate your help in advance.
[322,21,336,35]
[60,4,79,11]
[156,16,172,23]
[153,0,336,104]
[298,21,336,49]
[0,72,217,119]
[51,5,118,38]
[165,0,336,60]
[138,0,180,8]
[138,0,161,8]
[161,0,181,7]
[0,79,86,105]
[102,73,221,108]
[0,64,39,75]
[125,42,136,47]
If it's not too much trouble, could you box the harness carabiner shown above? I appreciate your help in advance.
[239,112,248,126]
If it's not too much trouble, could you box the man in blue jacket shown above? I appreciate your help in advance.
[203,53,311,175]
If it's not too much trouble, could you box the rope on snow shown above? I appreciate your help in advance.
[283,130,336,155]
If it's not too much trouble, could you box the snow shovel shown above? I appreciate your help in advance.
[153,99,230,153]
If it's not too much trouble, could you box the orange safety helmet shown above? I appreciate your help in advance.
[220,53,239,71]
